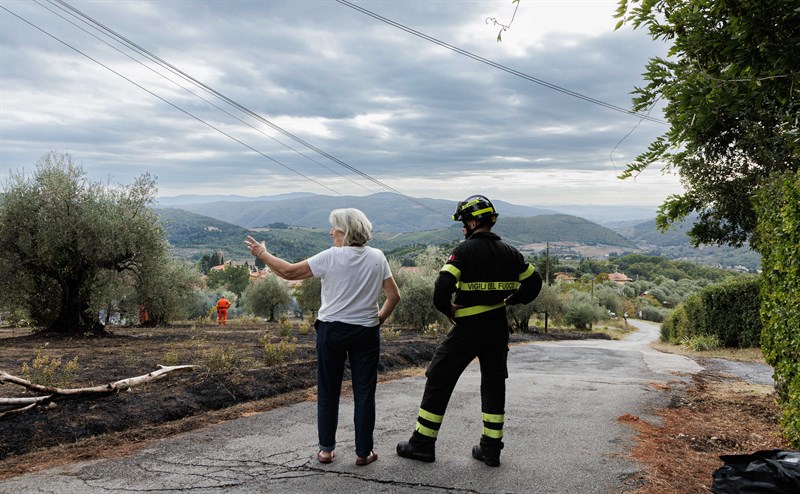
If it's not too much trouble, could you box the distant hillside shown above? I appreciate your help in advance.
[374,215,634,251]
[156,208,633,262]
[615,216,761,271]
[546,205,657,224]
[155,192,313,207]
[495,215,635,248]
[169,193,557,232]
[158,208,250,247]
[627,218,695,247]
[156,208,331,262]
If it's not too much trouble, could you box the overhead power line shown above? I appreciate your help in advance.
[335,0,667,126]
[4,2,460,244]
[35,0,378,196]
[0,4,342,196]
[45,0,441,214]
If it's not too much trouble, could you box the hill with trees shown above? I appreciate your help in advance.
[611,216,761,272]
[157,207,637,263]
[165,192,557,232]
[495,215,635,247]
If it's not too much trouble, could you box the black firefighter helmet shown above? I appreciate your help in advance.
[452,195,498,225]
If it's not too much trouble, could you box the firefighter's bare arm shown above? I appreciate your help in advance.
[244,235,313,281]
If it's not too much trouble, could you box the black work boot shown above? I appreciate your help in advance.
[471,436,504,467]
[396,431,436,462]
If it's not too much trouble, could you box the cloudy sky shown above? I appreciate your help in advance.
[1,0,682,207]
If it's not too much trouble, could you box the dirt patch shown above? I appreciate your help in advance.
[619,370,789,493]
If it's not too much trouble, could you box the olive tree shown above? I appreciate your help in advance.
[0,152,170,333]
[392,271,447,330]
[293,276,321,320]
[563,291,606,331]
[206,264,250,299]
[242,275,292,322]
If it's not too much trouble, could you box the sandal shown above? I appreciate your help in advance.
[317,450,335,464]
[356,451,378,466]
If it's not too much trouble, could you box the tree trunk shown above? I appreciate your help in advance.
[49,278,104,334]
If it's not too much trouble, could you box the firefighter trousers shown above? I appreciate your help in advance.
[414,316,509,441]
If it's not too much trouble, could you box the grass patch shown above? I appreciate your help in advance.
[651,340,766,363]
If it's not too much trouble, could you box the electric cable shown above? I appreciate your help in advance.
[335,0,667,125]
[50,0,440,215]
[0,4,341,197]
[6,3,459,245]
[35,0,378,196]
[6,3,569,247]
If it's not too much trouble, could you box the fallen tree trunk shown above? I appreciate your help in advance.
[0,365,197,418]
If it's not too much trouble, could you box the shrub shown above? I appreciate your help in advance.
[381,326,401,341]
[161,350,182,366]
[200,345,242,374]
[298,321,313,335]
[563,292,606,331]
[661,305,686,343]
[277,316,293,337]
[639,305,669,323]
[22,350,79,387]
[422,322,446,337]
[261,335,298,366]
[754,170,800,447]
[700,276,761,347]
[680,293,706,339]
[392,272,447,330]
[681,334,721,352]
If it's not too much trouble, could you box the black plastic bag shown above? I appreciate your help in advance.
[711,449,800,493]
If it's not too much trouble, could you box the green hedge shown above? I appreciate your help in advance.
[661,302,689,343]
[754,170,800,448]
[659,278,760,346]
[701,277,761,348]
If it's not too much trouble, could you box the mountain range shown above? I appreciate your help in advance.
[154,192,639,232]
[154,193,760,271]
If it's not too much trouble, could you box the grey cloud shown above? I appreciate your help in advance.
[1,1,678,205]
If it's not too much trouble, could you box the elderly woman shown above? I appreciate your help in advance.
[244,208,400,467]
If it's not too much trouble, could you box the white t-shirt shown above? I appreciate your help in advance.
[307,245,393,327]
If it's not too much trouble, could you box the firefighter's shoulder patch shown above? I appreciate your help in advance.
[448,254,457,262]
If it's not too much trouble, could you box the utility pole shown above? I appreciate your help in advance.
[545,241,550,285]
[544,242,550,334]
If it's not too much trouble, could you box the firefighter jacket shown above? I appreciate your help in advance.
[434,231,542,323]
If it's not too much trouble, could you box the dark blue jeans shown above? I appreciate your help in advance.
[315,320,380,458]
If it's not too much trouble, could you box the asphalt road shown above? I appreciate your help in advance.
[0,320,704,493]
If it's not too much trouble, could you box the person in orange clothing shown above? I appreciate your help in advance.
[215,295,231,326]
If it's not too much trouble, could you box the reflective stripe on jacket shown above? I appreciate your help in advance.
[433,231,541,321]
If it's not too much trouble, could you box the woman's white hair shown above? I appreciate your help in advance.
[329,208,373,246]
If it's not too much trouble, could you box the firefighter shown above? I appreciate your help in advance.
[396,195,543,467]
[215,295,231,326]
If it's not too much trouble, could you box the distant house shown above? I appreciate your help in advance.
[554,272,577,283]
[608,272,633,285]
[249,266,303,288]
[249,267,270,281]
[210,260,248,271]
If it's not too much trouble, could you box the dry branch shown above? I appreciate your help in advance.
[0,396,52,406]
[0,365,197,418]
